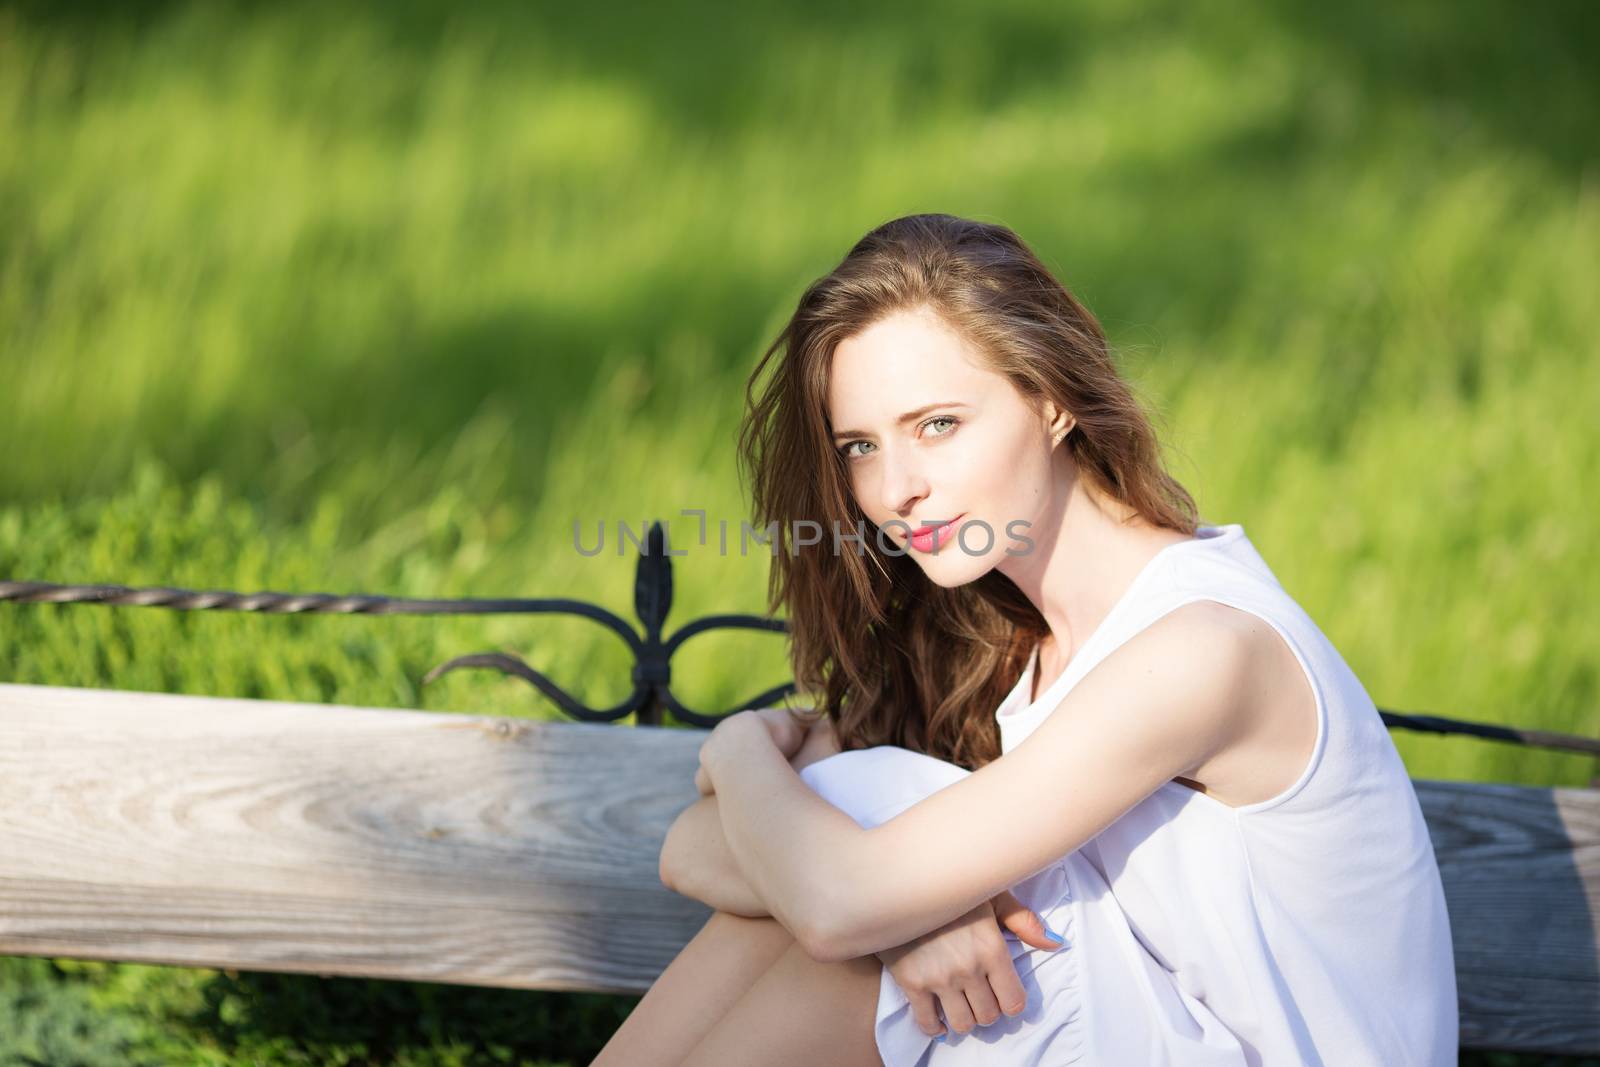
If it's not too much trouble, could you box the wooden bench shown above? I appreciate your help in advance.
[1,682,1596,1057]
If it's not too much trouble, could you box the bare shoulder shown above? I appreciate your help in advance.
[1133,599,1262,684]
[1186,599,1313,706]
[1159,600,1320,805]
[1051,600,1259,762]
[1086,600,1272,761]
[1155,599,1292,670]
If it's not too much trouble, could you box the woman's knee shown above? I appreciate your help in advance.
[797,744,972,828]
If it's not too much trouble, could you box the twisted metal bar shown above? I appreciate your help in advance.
[0,521,795,727]
[3,519,1597,753]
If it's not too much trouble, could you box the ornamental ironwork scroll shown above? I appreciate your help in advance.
[3,519,1597,753]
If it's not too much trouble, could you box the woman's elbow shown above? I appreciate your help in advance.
[792,888,866,963]
[657,845,678,892]
[798,923,852,964]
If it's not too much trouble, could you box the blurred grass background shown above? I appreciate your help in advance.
[1,0,1596,1062]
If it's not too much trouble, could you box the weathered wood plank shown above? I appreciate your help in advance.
[1,683,1597,1053]
[0,682,713,994]
[1415,779,1600,1054]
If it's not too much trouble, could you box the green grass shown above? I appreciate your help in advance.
[1,0,1597,1062]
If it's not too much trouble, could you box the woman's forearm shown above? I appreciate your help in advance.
[659,793,772,918]
[661,711,843,921]
[706,722,869,951]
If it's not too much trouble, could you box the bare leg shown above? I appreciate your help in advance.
[679,941,884,1067]
[599,723,883,1065]
[589,910,799,1067]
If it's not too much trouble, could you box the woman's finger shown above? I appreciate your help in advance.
[960,976,1004,1029]
[907,990,945,1038]
[986,956,1029,1018]
[939,986,978,1035]
[993,889,1065,952]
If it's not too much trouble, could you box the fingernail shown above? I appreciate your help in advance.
[935,1032,947,1043]
[1043,922,1065,945]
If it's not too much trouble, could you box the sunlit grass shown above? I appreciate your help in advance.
[1,0,1596,1061]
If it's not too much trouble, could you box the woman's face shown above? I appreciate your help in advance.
[827,304,1070,588]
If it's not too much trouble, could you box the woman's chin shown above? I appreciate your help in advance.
[911,554,993,588]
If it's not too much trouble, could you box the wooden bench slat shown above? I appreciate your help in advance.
[1,682,1596,1053]
[0,682,712,994]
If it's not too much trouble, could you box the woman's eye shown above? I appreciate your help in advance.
[838,417,958,460]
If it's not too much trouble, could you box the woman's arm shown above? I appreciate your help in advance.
[703,602,1265,962]
[659,793,770,916]
[659,713,843,918]
[667,710,1069,1037]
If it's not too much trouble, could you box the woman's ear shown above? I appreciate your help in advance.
[1046,403,1076,446]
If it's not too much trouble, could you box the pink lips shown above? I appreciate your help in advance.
[909,514,964,554]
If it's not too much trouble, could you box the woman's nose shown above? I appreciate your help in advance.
[877,448,929,517]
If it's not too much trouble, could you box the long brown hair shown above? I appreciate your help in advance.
[737,213,1199,770]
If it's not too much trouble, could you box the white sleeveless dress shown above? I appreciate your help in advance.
[797,522,1458,1066]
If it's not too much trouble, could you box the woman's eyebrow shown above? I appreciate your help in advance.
[831,401,971,441]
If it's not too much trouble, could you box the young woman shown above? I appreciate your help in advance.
[593,214,1458,1066]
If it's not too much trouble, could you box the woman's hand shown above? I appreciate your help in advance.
[876,889,1065,1038]
[746,705,814,759]
[694,706,815,796]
